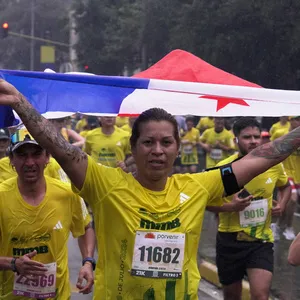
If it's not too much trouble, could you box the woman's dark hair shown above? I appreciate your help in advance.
[233,117,261,137]
[130,108,180,149]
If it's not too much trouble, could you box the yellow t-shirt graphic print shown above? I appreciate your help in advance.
[73,156,225,299]
[84,128,130,167]
[0,176,91,300]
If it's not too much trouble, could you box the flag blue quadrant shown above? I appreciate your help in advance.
[0,69,150,127]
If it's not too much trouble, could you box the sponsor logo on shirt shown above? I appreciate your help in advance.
[145,233,155,239]
[53,221,63,230]
[180,193,190,204]
[140,217,181,230]
[138,207,181,220]
[157,234,179,240]
[13,245,49,256]
[265,178,273,184]
[10,233,51,244]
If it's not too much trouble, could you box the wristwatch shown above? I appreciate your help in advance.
[11,257,19,273]
[82,257,96,270]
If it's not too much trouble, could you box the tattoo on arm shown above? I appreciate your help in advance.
[15,94,87,163]
[251,128,300,159]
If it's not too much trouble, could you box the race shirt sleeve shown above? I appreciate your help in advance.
[275,163,289,187]
[70,195,92,238]
[200,129,208,142]
[194,169,224,206]
[71,155,125,208]
[269,124,276,136]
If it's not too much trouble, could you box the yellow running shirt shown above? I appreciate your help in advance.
[196,117,214,132]
[270,121,290,140]
[79,130,90,138]
[180,127,200,165]
[84,128,130,167]
[116,116,129,127]
[270,127,289,141]
[200,128,234,168]
[121,124,132,134]
[269,128,300,183]
[73,156,224,299]
[75,118,88,133]
[283,148,300,184]
[0,176,91,300]
[217,154,288,242]
[0,157,15,184]
[0,157,66,184]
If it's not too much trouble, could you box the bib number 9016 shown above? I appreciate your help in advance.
[244,208,264,220]
[239,199,268,228]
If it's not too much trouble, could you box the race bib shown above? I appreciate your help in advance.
[182,145,193,155]
[131,231,185,279]
[239,199,268,228]
[13,262,56,299]
[210,149,222,160]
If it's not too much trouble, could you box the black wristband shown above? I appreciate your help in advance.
[11,257,19,273]
[82,257,96,270]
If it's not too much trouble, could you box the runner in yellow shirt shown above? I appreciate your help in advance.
[85,117,131,167]
[196,116,214,133]
[270,128,289,141]
[3,80,300,299]
[180,116,200,173]
[75,115,88,133]
[0,137,95,299]
[200,117,234,168]
[273,116,300,240]
[269,116,290,140]
[207,117,290,300]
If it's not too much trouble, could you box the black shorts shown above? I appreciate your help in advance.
[216,232,274,286]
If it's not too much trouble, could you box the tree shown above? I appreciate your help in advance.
[0,0,71,70]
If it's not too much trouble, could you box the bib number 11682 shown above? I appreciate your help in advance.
[138,246,180,264]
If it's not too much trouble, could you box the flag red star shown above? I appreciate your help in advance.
[199,95,249,111]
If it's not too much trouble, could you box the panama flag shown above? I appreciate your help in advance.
[1,49,300,128]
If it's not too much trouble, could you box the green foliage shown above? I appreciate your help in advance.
[2,0,300,90]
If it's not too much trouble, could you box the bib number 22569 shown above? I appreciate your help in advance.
[13,262,56,299]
